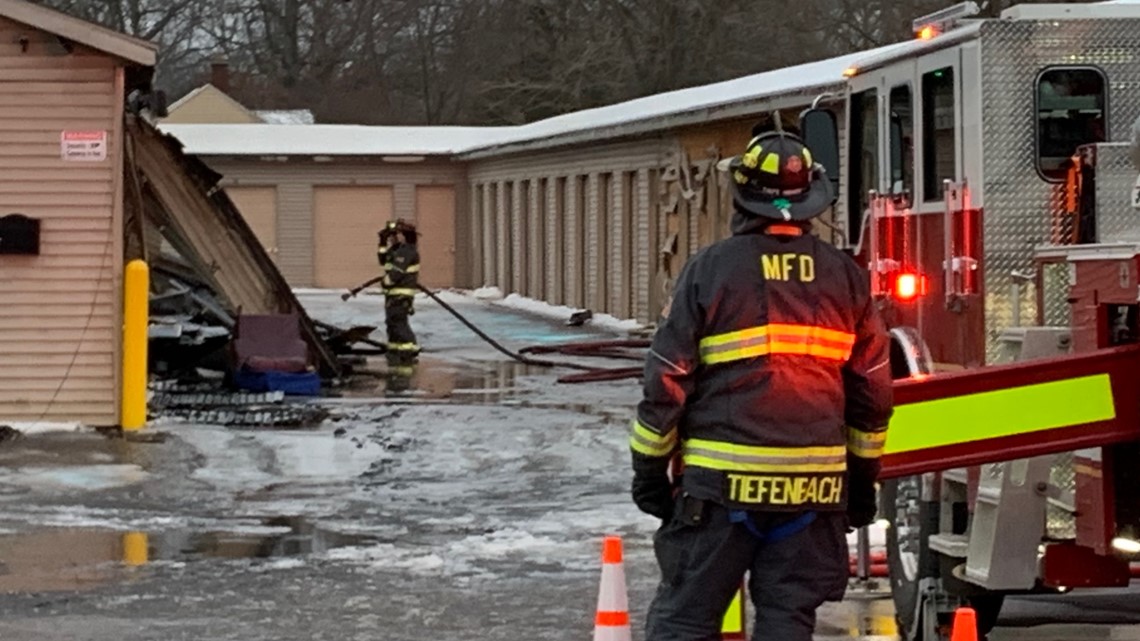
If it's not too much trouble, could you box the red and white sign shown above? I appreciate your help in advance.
[60,130,107,162]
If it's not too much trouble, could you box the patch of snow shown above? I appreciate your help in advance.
[4,421,88,435]
[160,124,513,157]
[495,293,643,333]
[471,286,504,300]
[0,465,150,492]
[254,557,307,571]
[254,109,316,125]
[158,31,956,158]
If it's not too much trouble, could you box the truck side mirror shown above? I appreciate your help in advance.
[800,108,839,202]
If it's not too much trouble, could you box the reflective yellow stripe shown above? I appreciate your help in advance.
[846,426,887,459]
[682,439,846,473]
[722,588,744,634]
[699,324,855,365]
[385,288,417,297]
[886,374,1116,454]
[406,264,420,273]
[387,342,419,351]
[629,420,677,458]
[384,263,420,274]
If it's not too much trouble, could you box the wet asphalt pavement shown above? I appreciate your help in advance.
[0,289,1139,640]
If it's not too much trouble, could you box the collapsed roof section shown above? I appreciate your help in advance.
[123,115,340,377]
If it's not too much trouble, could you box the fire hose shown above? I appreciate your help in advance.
[341,280,647,383]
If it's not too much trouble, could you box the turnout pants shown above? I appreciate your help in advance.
[645,496,849,641]
[384,295,419,363]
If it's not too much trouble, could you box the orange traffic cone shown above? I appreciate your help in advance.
[593,535,632,641]
[950,606,978,641]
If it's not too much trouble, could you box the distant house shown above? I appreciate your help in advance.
[162,84,316,126]
[162,61,315,126]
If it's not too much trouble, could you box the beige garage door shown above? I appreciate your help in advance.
[225,186,277,260]
[415,185,456,288]
[313,186,393,288]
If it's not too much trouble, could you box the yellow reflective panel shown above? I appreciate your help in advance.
[722,587,744,634]
[887,374,1116,454]
[760,153,781,174]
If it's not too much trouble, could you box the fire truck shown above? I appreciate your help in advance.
[780,1,1140,639]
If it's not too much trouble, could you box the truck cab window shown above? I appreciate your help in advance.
[889,85,915,200]
[848,89,878,246]
[1036,67,1106,181]
[922,67,956,201]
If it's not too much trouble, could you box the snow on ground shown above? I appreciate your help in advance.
[495,293,643,332]
[297,286,645,335]
[2,421,89,435]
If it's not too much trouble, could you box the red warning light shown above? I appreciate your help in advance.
[894,273,926,302]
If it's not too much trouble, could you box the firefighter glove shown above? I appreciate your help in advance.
[846,453,880,529]
[631,457,674,522]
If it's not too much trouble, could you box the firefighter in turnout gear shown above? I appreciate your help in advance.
[377,219,421,369]
[631,129,893,641]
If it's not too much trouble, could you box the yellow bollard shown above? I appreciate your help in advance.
[122,531,149,566]
[121,259,149,431]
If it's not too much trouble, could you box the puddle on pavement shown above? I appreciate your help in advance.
[340,357,542,402]
[0,516,378,594]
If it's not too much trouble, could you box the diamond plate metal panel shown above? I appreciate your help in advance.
[1042,261,1073,328]
[1048,453,1077,541]
[1093,143,1140,243]
[980,19,1140,362]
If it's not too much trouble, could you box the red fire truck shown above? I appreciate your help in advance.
[783,1,1140,639]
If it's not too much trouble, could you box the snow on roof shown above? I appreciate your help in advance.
[255,109,316,125]
[161,27,976,158]
[158,123,512,156]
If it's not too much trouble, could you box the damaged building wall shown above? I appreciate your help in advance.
[181,158,470,290]
[125,118,339,376]
[0,17,126,424]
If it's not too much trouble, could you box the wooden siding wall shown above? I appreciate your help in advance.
[205,159,469,288]
[467,139,671,324]
[0,18,123,425]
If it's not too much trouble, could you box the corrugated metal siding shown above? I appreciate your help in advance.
[468,139,668,319]
[609,171,631,318]
[510,180,525,294]
[0,20,122,425]
[469,183,484,287]
[394,183,415,220]
[276,183,314,285]
[206,158,467,288]
[585,173,604,309]
[496,181,510,288]
[565,176,583,307]
[527,179,543,300]
[481,183,495,286]
[633,169,650,321]
[544,177,562,305]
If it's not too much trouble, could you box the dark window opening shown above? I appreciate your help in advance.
[922,67,956,201]
[1036,67,1107,181]
[889,85,914,200]
[847,89,878,246]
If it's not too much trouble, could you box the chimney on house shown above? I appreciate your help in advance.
[210,55,230,93]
